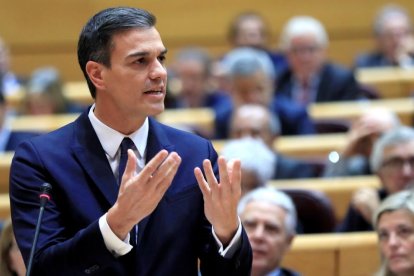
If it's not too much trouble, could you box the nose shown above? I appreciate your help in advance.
[251,225,265,239]
[149,60,167,80]
[402,161,414,176]
[388,232,401,248]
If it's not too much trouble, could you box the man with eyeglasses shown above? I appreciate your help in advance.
[338,126,414,232]
[276,16,365,106]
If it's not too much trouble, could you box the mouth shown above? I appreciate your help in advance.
[144,89,164,95]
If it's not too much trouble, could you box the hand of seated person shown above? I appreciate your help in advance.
[351,187,380,223]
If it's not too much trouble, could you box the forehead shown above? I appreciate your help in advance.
[383,140,414,158]
[110,27,165,56]
[242,200,287,223]
[378,209,414,228]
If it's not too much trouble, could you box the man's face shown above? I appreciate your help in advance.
[286,34,326,82]
[235,18,268,48]
[241,201,293,275]
[377,209,414,275]
[230,110,274,148]
[95,27,167,127]
[378,140,414,194]
[230,71,273,107]
[378,16,412,62]
[173,59,207,101]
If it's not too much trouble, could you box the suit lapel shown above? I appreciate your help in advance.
[71,111,119,206]
[137,117,175,246]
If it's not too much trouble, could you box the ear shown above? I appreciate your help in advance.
[85,61,105,91]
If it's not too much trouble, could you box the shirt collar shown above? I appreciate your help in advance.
[88,104,149,159]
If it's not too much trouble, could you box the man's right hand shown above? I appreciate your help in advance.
[107,149,181,240]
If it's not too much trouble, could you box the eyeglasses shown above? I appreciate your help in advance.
[381,156,414,171]
[289,45,321,55]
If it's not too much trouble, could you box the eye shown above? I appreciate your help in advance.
[378,231,389,241]
[134,58,147,65]
[158,55,166,64]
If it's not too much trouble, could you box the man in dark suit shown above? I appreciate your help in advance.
[276,16,364,105]
[354,4,414,69]
[229,104,320,179]
[9,7,251,275]
[214,47,315,139]
[238,187,301,276]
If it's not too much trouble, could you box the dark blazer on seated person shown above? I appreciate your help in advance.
[336,189,387,232]
[276,62,364,103]
[9,109,252,276]
[354,51,414,68]
[274,154,321,179]
[214,96,315,139]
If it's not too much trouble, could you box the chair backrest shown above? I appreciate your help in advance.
[313,119,350,134]
[280,188,336,234]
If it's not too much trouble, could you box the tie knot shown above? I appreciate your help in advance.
[120,137,135,153]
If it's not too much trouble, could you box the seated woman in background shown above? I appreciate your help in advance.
[373,189,414,276]
[0,218,26,276]
[21,66,85,115]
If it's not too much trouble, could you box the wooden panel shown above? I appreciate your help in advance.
[0,153,14,194]
[1,0,413,81]
[0,194,10,220]
[283,232,379,276]
[268,176,381,222]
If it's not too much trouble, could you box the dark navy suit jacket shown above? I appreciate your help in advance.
[10,110,252,275]
[276,63,364,103]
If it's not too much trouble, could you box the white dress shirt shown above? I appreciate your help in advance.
[88,105,241,258]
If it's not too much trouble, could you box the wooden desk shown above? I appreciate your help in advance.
[0,152,14,194]
[356,67,414,99]
[0,194,10,220]
[309,97,414,126]
[268,176,381,222]
[283,232,379,276]
[213,133,348,159]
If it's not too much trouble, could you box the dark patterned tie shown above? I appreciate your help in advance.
[118,137,135,185]
[118,137,138,246]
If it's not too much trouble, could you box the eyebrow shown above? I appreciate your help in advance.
[127,48,168,59]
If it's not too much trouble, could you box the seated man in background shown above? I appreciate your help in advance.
[226,11,287,75]
[324,107,400,177]
[372,189,414,276]
[230,104,321,179]
[238,187,300,276]
[338,126,414,232]
[215,47,315,139]
[354,4,414,69]
[21,66,86,115]
[221,137,276,196]
[167,47,229,110]
[276,16,365,105]
[0,86,39,152]
[0,37,22,96]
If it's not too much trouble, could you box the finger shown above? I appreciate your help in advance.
[152,152,182,192]
[194,167,211,196]
[140,150,169,182]
[120,150,137,190]
[229,159,241,195]
[203,159,219,191]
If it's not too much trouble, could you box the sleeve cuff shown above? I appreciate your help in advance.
[212,217,242,258]
[99,213,133,257]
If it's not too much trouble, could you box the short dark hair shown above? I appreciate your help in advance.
[77,7,156,98]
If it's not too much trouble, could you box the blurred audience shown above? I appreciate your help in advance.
[0,37,22,96]
[230,104,321,179]
[215,47,315,139]
[338,126,414,232]
[324,107,400,177]
[373,189,414,276]
[21,66,85,115]
[238,187,300,276]
[226,11,287,75]
[355,4,414,69]
[167,47,229,109]
[0,85,39,152]
[0,218,26,276]
[221,137,275,196]
[276,16,365,105]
